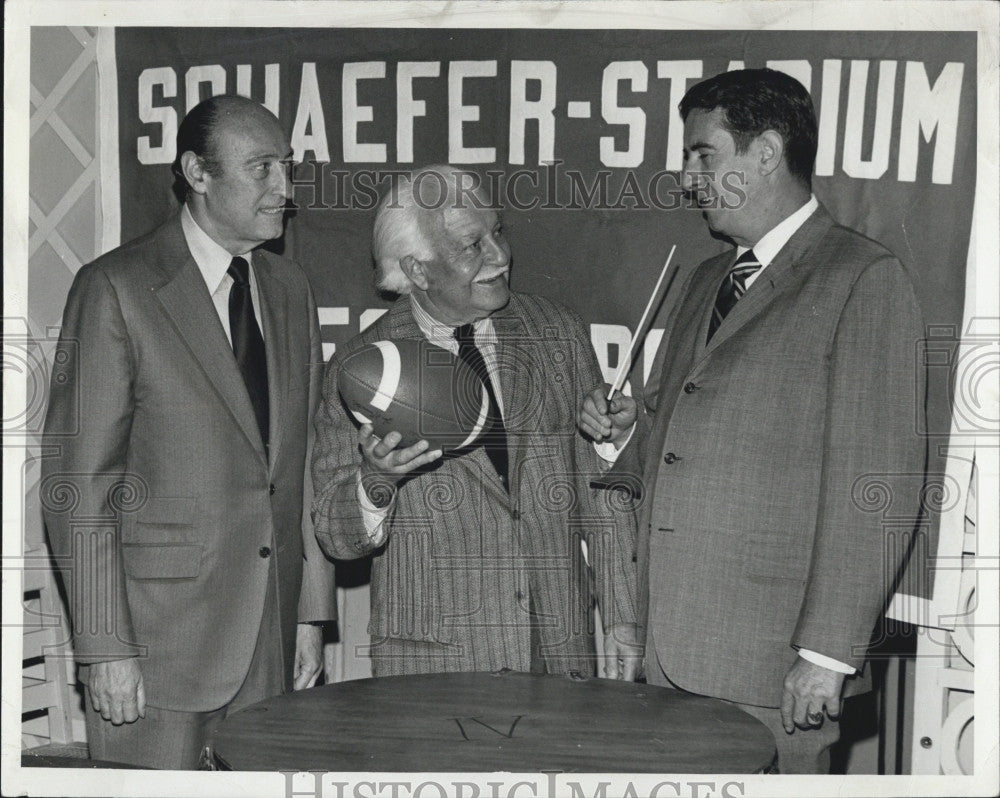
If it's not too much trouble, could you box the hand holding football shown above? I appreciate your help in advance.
[337,339,491,454]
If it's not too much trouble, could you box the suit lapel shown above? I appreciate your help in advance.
[254,252,290,470]
[699,204,836,361]
[691,256,732,359]
[152,217,267,463]
[490,300,523,422]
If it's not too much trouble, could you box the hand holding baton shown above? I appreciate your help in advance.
[606,245,677,401]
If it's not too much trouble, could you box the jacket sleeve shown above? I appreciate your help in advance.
[566,310,639,631]
[40,264,142,664]
[310,344,383,561]
[792,256,927,668]
[297,282,338,622]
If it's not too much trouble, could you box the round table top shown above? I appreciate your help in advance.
[211,671,776,773]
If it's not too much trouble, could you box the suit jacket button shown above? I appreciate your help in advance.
[683,382,698,394]
[663,452,681,464]
[259,546,271,558]
[269,484,276,495]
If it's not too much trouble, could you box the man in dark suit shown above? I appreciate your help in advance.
[579,69,927,773]
[41,95,336,769]
[312,165,640,679]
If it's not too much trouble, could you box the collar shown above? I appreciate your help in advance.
[181,204,254,293]
[737,194,818,268]
[407,294,497,353]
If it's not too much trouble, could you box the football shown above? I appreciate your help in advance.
[337,338,491,453]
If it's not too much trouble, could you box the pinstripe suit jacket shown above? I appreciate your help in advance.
[312,292,637,676]
[617,204,927,707]
[41,215,336,711]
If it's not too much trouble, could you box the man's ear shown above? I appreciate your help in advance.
[400,254,430,291]
[180,151,210,196]
[757,130,784,177]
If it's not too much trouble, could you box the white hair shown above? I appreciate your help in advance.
[372,165,489,294]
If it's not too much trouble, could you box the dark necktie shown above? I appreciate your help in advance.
[228,256,269,448]
[707,249,762,343]
[454,323,509,491]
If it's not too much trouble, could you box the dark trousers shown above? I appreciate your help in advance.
[645,627,840,774]
[85,567,284,770]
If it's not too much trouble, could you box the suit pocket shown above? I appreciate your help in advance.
[125,497,196,544]
[122,544,203,579]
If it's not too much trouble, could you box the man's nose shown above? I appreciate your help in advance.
[680,165,695,192]
[485,235,510,266]
[271,162,291,199]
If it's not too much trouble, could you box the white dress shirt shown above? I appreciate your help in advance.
[180,204,263,344]
[356,295,504,544]
[598,195,853,675]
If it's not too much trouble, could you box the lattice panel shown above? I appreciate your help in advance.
[21,23,103,748]
[911,462,977,774]
[29,26,101,333]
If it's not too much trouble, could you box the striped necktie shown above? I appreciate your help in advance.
[707,249,762,343]
[454,323,509,491]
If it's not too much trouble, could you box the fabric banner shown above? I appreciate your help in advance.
[114,27,977,607]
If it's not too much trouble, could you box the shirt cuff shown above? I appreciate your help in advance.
[593,422,637,464]
[356,471,392,546]
[796,647,856,674]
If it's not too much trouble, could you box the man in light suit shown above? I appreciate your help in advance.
[579,69,927,773]
[312,165,640,679]
[41,95,336,769]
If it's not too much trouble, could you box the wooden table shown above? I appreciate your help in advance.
[211,671,776,773]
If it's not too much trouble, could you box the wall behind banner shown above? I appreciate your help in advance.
[20,23,979,773]
[117,29,975,571]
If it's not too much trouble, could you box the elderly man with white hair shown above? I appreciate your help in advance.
[311,164,640,678]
